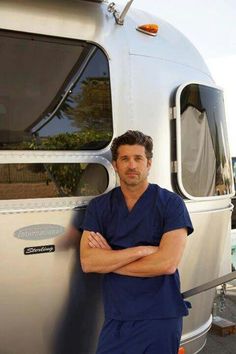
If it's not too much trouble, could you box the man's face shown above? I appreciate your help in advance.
[113,144,152,187]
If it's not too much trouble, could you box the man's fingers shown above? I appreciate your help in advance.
[95,232,111,249]
[88,241,96,248]
[88,232,111,249]
[88,232,102,248]
[88,232,107,249]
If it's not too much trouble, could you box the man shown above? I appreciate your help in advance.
[80,130,193,354]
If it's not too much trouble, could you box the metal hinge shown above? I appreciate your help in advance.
[171,161,178,173]
[170,106,177,120]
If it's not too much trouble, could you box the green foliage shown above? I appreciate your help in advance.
[64,78,112,132]
[23,130,112,196]
[5,75,113,195]
[22,130,112,150]
[46,163,82,196]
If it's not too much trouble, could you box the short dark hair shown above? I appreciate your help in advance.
[111,130,153,161]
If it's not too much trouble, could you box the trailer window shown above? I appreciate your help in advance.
[232,158,236,192]
[0,32,112,150]
[175,83,233,198]
[232,157,236,229]
[0,163,108,199]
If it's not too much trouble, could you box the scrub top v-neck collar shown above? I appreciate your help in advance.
[116,184,152,217]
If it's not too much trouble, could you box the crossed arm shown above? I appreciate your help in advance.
[80,228,187,277]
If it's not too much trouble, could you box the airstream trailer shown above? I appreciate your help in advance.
[0,1,234,353]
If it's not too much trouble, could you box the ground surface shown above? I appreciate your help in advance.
[201,283,236,353]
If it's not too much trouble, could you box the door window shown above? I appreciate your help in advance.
[175,83,233,198]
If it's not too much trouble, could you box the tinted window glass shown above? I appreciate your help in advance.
[179,84,233,197]
[0,32,112,150]
[0,163,108,199]
[232,245,236,270]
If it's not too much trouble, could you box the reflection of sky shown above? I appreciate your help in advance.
[32,49,109,137]
[37,116,79,137]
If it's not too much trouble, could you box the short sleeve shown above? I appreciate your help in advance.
[81,198,102,233]
[163,194,194,235]
[71,207,86,232]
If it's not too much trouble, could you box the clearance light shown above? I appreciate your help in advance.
[136,24,159,36]
[178,347,185,354]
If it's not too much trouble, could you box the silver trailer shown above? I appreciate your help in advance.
[0,1,234,353]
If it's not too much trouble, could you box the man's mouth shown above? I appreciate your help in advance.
[126,171,138,176]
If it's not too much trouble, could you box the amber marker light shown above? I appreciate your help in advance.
[178,347,185,354]
[136,24,159,36]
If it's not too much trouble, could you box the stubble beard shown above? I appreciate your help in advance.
[122,171,149,187]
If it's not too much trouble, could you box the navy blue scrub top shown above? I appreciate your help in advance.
[81,184,194,321]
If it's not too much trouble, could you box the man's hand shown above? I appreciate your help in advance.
[88,231,158,255]
[88,232,112,250]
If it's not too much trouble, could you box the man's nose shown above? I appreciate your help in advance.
[128,159,136,169]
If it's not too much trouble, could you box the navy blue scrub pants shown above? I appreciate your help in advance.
[96,318,183,354]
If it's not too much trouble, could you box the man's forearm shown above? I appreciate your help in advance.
[80,245,156,274]
[113,251,175,277]
[113,229,187,277]
[82,228,187,276]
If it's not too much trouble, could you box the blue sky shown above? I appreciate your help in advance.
[118,0,236,155]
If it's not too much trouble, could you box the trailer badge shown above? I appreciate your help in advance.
[24,245,55,255]
[14,224,65,241]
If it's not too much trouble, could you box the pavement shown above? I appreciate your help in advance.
[200,283,236,353]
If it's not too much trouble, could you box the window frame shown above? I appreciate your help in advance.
[0,153,116,212]
[174,81,235,201]
[0,30,115,211]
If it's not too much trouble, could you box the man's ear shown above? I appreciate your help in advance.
[147,159,152,169]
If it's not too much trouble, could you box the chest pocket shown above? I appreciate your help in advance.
[128,212,164,247]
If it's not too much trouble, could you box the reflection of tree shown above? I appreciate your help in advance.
[23,77,113,150]
[22,130,112,151]
[62,77,112,133]
[27,163,82,197]
[47,163,82,196]
[24,131,111,196]
[15,76,113,194]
